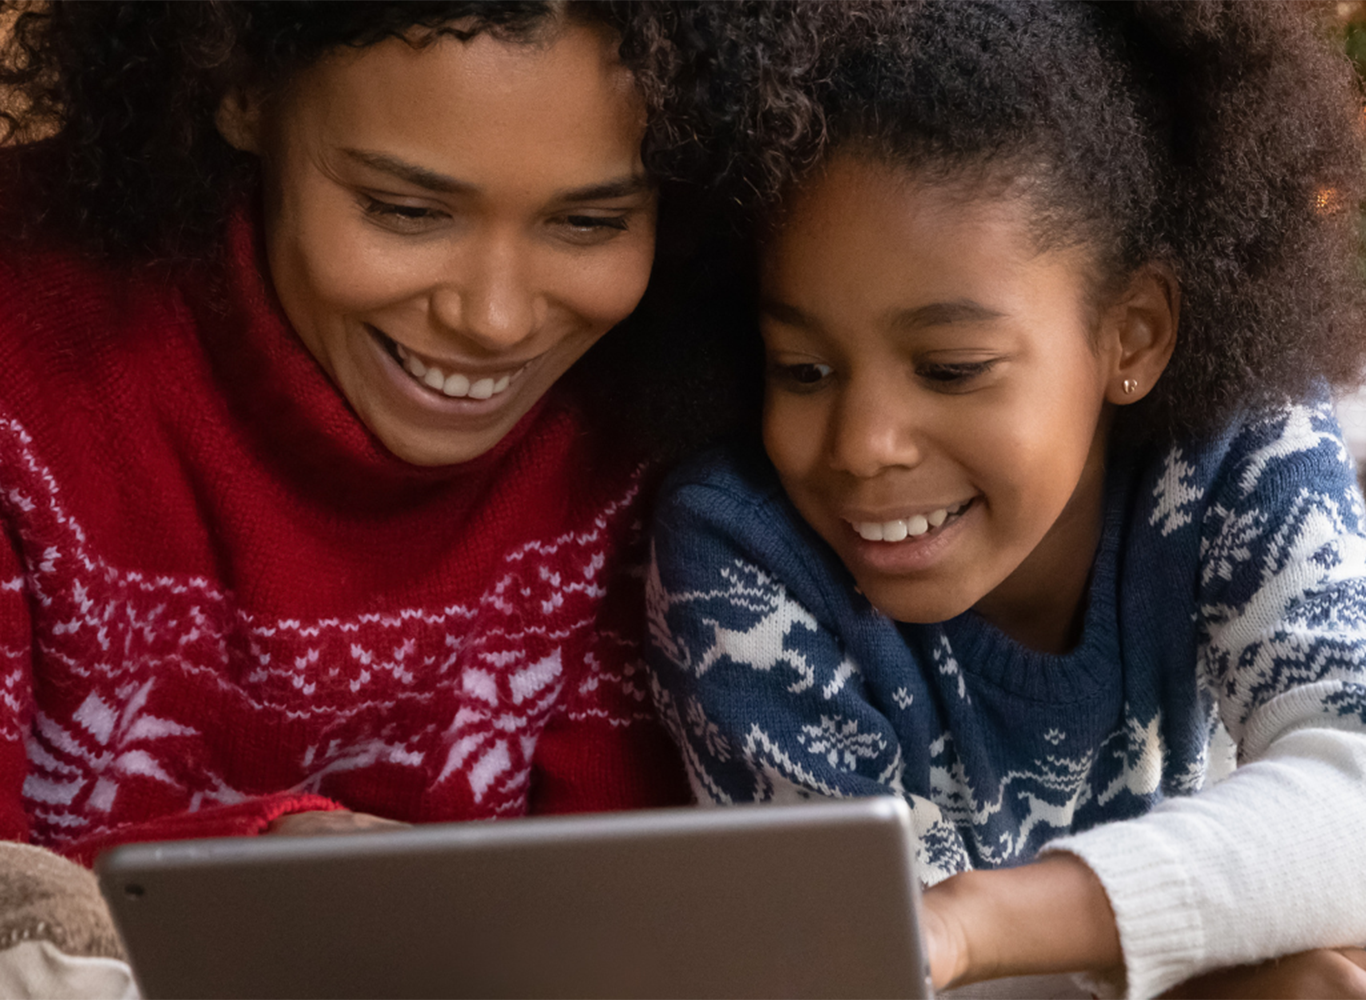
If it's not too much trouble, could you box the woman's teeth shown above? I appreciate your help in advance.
[852,502,967,542]
[395,342,512,400]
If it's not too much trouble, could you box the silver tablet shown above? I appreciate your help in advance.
[97,796,932,999]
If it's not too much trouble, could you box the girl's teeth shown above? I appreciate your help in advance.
[857,522,885,542]
[443,373,470,397]
[468,378,495,400]
[422,368,445,391]
[854,504,963,543]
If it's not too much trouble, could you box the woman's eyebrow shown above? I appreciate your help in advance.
[340,148,648,202]
[342,148,470,194]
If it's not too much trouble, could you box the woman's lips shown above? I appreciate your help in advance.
[366,324,534,412]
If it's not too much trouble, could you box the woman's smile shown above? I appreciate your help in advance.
[361,323,538,424]
[221,21,657,466]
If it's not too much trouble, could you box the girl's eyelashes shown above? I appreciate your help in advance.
[767,360,835,390]
[766,357,1000,392]
[916,359,999,387]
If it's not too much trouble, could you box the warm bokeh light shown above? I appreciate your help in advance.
[1316,186,1346,214]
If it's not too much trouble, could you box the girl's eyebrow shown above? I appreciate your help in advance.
[889,300,1005,330]
[758,298,809,328]
[340,148,649,202]
[759,298,1005,331]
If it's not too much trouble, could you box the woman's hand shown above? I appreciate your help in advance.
[1161,947,1366,999]
[264,809,409,836]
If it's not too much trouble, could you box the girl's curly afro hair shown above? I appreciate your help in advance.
[656,0,1366,443]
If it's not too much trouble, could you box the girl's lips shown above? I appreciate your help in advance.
[839,497,978,576]
[844,499,973,542]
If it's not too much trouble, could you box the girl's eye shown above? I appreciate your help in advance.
[917,360,997,386]
[769,361,835,389]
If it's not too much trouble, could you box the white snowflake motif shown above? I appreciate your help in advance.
[24,678,202,821]
[685,695,731,762]
[932,633,969,702]
[892,687,914,710]
[1150,446,1203,537]
[797,715,886,772]
[1043,728,1065,746]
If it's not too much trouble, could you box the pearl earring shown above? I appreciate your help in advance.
[1122,378,1139,395]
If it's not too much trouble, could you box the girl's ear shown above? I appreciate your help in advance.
[1101,263,1179,405]
[215,88,265,155]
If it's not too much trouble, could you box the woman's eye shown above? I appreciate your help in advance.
[557,214,630,245]
[769,361,834,388]
[360,196,444,232]
[565,215,628,232]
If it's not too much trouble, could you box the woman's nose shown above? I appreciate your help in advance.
[828,389,923,479]
[430,237,538,352]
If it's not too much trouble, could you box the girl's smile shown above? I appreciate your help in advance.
[760,155,1136,652]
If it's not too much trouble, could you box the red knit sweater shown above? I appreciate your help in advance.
[0,217,689,866]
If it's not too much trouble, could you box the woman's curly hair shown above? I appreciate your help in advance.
[0,0,718,256]
[0,0,757,460]
[654,0,1366,443]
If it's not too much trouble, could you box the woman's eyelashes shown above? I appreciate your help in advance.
[557,213,632,245]
[359,195,633,245]
[361,195,445,233]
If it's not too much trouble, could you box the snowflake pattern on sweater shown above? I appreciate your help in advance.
[0,414,658,852]
[646,402,1366,886]
[0,215,687,863]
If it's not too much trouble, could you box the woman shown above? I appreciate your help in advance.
[0,1,738,989]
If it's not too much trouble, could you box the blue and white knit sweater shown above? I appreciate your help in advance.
[647,400,1366,999]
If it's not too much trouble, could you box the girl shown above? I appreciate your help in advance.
[647,2,1366,996]
[0,0,740,992]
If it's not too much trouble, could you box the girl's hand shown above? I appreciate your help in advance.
[1161,947,1366,1000]
[920,877,973,988]
[919,854,1122,990]
[264,809,409,836]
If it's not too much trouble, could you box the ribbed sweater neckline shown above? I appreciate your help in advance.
[180,206,550,505]
[931,455,1131,705]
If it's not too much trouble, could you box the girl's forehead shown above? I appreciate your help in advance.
[759,154,1097,335]
[766,157,1039,278]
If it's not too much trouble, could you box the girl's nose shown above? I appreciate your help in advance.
[430,238,538,352]
[828,389,922,479]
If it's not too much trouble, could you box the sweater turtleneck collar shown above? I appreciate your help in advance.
[182,205,554,507]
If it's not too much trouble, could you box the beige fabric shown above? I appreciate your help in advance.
[0,841,125,961]
[0,940,138,1000]
[942,973,1093,999]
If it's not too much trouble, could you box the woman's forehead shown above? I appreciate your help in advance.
[280,24,646,189]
